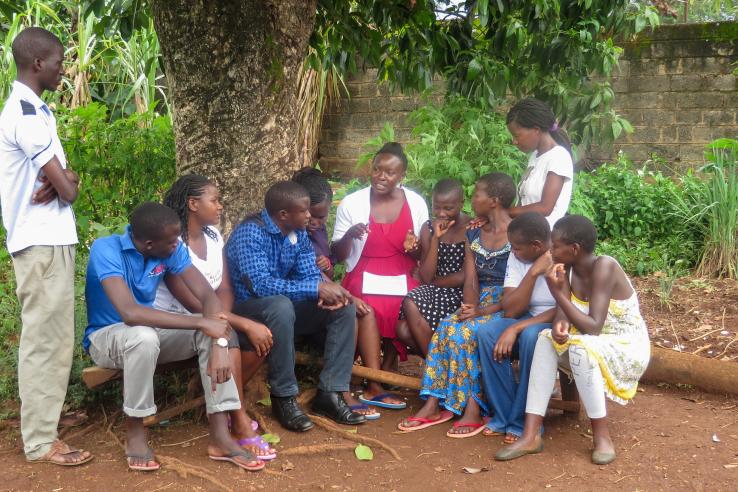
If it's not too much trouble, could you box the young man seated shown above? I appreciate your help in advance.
[84,202,264,472]
[226,181,365,432]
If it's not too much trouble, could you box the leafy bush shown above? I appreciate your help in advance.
[571,154,705,275]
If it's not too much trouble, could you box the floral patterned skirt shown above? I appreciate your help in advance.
[420,284,503,415]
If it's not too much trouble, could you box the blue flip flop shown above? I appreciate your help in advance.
[349,404,381,420]
[358,392,407,410]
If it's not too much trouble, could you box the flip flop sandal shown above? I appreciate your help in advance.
[397,410,454,432]
[126,448,160,472]
[349,404,381,420]
[504,434,520,444]
[209,451,265,472]
[30,440,94,467]
[482,427,505,437]
[237,436,277,461]
[446,420,489,439]
[358,392,407,409]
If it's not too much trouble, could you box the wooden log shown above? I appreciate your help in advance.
[294,351,580,412]
[643,345,738,395]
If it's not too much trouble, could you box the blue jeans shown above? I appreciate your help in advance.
[478,316,550,437]
[233,295,357,397]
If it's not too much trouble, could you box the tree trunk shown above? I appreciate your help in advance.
[151,1,318,231]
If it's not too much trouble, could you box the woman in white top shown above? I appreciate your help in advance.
[506,98,574,229]
[154,175,276,462]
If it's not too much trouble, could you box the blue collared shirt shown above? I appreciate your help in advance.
[83,225,191,350]
[226,209,321,302]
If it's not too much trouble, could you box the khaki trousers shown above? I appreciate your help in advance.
[12,245,75,460]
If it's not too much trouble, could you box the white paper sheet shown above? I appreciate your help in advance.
[362,271,408,296]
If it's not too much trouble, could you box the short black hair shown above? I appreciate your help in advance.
[292,167,333,206]
[553,215,597,253]
[433,178,463,199]
[375,142,408,171]
[508,212,550,244]
[11,27,63,70]
[477,172,516,208]
[265,181,310,215]
[130,202,180,241]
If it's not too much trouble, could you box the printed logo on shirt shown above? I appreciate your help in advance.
[148,263,166,277]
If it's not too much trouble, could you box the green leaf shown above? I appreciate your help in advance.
[354,444,373,461]
[261,433,281,444]
[612,121,622,140]
[466,59,482,81]
[257,397,272,406]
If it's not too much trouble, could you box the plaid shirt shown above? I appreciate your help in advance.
[226,209,321,302]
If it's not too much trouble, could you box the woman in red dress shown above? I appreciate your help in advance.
[332,142,429,409]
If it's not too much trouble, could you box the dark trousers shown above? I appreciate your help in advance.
[233,295,356,397]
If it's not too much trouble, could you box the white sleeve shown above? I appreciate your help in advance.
[414,195,429,236]
[332,198,353,242]
[15,115,55,170]
[503,255,525,289]
[545,147,573,180]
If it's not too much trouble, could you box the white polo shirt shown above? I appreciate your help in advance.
[0,81,77,253]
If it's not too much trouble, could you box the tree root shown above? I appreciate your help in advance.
[158,454,234,492]
[309,414,401,460]
[296,388,317,407]
[281,443,356,456]
[62,422,100,442]
[245,404,271,434]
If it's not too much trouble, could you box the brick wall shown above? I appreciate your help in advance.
[319,22,737,174]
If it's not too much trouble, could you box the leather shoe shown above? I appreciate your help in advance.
[271,395,314,432]
[311,390,366,425]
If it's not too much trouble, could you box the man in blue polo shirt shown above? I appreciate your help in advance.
[226,181,364,432]
[85,202,264,472]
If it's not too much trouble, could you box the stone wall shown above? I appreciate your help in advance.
[319,22,737,174]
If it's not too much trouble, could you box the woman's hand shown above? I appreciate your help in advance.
[551,318,570,344]
[316,255,332,272]
[529,251,553,277]
[458,303,480,321]
[353,296,372,317]
[493,325,519,362]
[432,219,455,238]
[545,263,568,295]
[345,223,370,240]
[403,229,419,253]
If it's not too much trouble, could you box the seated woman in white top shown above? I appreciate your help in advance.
[154,175,276,461]
[506,98,574,229]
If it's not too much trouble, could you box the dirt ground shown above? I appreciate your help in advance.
[1,275,737,491]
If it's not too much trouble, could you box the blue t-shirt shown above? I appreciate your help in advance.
[83,225,192,351]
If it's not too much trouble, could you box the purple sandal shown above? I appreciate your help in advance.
[237,436,277,461]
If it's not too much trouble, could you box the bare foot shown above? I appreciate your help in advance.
[125,418,158,470]
[343,391,379,418]
[398,397,441,429]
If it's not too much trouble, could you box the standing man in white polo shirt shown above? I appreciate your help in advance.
[0,27,92,466]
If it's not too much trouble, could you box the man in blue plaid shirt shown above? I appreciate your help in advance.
[226,181,365,431]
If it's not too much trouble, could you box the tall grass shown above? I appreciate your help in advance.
[676,138,738,279]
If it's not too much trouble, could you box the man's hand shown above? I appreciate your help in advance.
[432,219,455,238]
[353,296,372,317]
[32,169,80,205]
[197,315,230,340]
[316,255,332,272]
[457,303,480,321]
[403,229,419,253]
[233,317,273,357]
[530,251,553,277]
[207,344,232,392]
[493,326,519,362]
[345,223,369,240]
[318,282,351,309]
[551,319,570,344]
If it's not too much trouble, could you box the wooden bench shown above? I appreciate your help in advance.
[82,358,204,427]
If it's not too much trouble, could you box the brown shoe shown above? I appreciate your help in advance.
[29,440,94,466]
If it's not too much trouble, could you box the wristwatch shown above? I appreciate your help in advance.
[214,337,229,348]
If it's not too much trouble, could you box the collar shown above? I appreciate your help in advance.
[260,209,282,235]
[12,81,49,112]
[121,225,138,251]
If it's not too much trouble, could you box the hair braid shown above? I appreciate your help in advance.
[163,174,217,245]
[507,98,572,157]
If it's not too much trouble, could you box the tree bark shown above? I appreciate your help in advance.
[152,1,318,231]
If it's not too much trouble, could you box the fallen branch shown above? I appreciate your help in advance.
[309,414,402,460]
[158,455,234,492]
[281,443,356,456]
[160,432,209,447]
[62,422,100,443]
[245,405,271,434]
